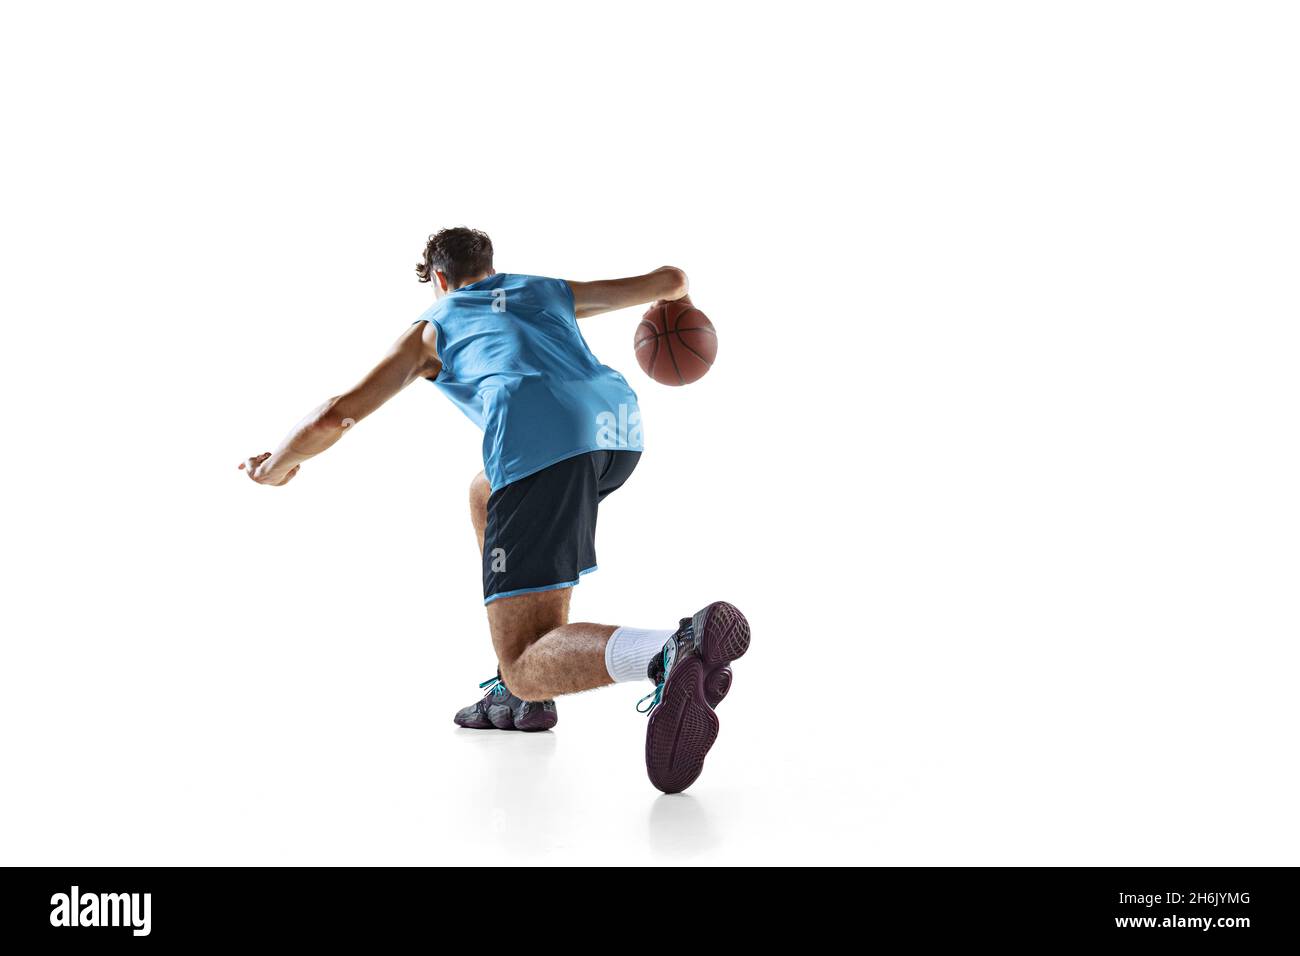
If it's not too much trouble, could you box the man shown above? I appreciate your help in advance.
[240,227,750,793]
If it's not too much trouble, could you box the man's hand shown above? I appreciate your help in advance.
[236,322,439,491]
[652,292,693,310]
[239,452,301,486]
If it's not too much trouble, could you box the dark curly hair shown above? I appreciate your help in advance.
[415,227,494,286]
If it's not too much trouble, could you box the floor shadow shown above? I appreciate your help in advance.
[648,792,721,859]
[448,729,561,856]
[452,726,558,761]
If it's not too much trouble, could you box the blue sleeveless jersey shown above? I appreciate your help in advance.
[417,274,643,491]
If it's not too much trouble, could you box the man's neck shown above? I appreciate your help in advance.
[451,271,495,291]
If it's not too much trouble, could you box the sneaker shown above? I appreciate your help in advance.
[638,602,750,793]
[453,672,557,732]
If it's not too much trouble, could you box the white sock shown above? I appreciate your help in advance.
[605,627,675,683]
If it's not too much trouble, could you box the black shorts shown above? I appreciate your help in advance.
[482,450,641,604]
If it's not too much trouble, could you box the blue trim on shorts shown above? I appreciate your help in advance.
[483,565,599,605]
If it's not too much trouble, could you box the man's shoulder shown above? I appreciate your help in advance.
[495,274,574,310]
[413,300,446,325]
[501,273,565,288]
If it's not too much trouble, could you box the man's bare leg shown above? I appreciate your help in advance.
[469,470,489,554]
[474,469,617,698]
[472,470,666,702]
[489,589,616,701]
[456,471,577,730]
[489,587,754,794]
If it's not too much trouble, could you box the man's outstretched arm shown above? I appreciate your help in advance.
[240,321,441,486]
[567,266,689,319]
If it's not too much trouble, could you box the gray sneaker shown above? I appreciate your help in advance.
[454,672,557,732]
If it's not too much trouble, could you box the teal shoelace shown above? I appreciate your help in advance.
[479,675,508,698]
[635,646,673,714]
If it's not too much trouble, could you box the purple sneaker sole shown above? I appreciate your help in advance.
[454,712,495,730]
[645,601,750,794]
[512,705,558,732]
[705,665,733,708]
[453,707,557,732]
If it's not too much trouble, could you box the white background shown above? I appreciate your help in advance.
[1,1,1297,866]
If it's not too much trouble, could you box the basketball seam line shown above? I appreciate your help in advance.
[677,336,713,366]
[664,324,684,384]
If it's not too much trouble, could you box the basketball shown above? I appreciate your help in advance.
[634,300,717,386]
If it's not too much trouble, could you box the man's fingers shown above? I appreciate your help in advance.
[241,452,272,476]
[239,452,295,485]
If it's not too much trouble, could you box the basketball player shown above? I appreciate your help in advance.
[239,227,750,793]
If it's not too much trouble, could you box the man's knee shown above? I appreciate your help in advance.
[469,471,490,508]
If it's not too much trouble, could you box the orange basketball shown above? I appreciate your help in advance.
[634,300,717,386]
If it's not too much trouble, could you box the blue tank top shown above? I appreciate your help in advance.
[417,274,643,491]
